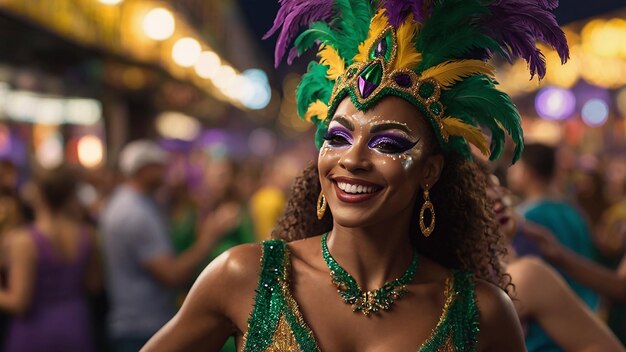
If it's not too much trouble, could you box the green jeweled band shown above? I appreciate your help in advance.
[321,232,419,316]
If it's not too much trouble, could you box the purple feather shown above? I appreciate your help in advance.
[490,0,559,10]
[383,0,431,26]
[485,0,569,79]
[264,0,334,67]
[537,0,559,9]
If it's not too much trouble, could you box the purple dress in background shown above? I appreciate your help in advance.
[4,226,95,352]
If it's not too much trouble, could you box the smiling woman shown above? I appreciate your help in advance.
[141,0,570,351]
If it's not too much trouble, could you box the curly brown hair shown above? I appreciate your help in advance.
[271,153,509,290]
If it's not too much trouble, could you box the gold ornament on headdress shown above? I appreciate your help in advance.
[306,10,494,157]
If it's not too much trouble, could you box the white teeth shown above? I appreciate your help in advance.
[336,181,378,194]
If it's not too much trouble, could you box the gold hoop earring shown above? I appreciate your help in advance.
[419,187,435,237]
[317,191,327,220]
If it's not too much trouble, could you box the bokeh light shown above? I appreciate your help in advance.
[535,86,576,121]
[77,135,104,169]
[240,69,272,110]
[194,51,221,79]
[65,99,102,125]
[143,8,175,41]
[581,98,609,127]
[156,112,201,141]
[36,133,64,169]
[172,37,201,67]
[98,0,123,5]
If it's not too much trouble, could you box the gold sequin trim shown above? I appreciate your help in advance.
[280,248,320,349]
[418,273,457,351]
[262,314,304,352]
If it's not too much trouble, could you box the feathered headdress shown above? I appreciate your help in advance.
[265,0,569,162]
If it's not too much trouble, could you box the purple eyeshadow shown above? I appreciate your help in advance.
[368,134,418,152]
[326,126,354,144]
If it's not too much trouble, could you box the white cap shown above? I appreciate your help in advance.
[119,140,167,176]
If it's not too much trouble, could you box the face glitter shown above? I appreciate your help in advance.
[369,119,414,134]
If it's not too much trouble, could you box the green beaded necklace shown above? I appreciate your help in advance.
[321,232,419,316]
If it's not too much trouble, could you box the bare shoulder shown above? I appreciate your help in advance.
[197,243,264,290]
[508,256,551,281]
[0,228,36,268]
[507,256,559,297]
[287,235,321,254]
[474,279,516,320]
[474,279,525,351]
[179,243,265,328]
[5,228,36,254]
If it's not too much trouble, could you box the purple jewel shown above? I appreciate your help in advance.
[374,39,388,58]
[358,76,377,98]
[394,74,412,87]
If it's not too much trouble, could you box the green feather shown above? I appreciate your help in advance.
[296,62,334,119]
[334,0,372,58]
[294,1,373,64]
[441,75,523,163]
[295,22,338,55]
[416,0,500,71]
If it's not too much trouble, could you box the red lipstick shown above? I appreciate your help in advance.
[331,176,383,204]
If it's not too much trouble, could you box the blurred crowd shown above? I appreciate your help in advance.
[0,139,307,352]
[1,138,626,351]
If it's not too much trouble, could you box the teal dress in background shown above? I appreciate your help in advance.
[516,199,599,352]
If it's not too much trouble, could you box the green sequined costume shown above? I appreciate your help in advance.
[242,240,480,352]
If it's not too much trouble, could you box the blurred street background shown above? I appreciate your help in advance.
[0,1,626,351]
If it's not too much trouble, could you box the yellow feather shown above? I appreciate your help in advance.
[304,100,329,122]
[391,17,422,70]
[353,10,389,63]
[442,117,491,157]
[318,45,345,80]
[420,60,495,89]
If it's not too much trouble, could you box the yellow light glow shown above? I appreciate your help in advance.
[525,120,562,145]
[194,51,221,79]
[172,37,202,67]
[143,8,175,41]
[77,135,104,169]
[581,54,626,88]
[544,46,580,88]
[99,0,123,4]
[156,112,201,141]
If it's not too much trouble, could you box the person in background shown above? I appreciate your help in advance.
[0,165,100,352]
[197,155,255,261]
[0,159,26,348]
[486,172,624,352]
[196,155,256,352]
[249,156,295,241]
[101,140,239,352]
[507,143,600,310]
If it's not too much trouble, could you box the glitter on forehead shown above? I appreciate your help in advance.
[332,115,414,134]
[369,119,414,133]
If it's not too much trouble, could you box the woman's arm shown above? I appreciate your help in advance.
[553,248,626,302]
[0,230,37,315]
[141,243,262,352]
[523,221,626,301]
[475,280,526,352]
[510,257,624,352]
